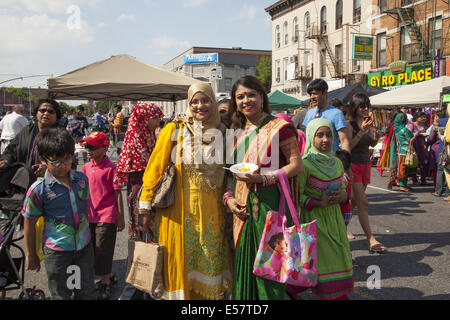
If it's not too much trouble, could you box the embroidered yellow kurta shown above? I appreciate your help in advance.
[139,122,232,300]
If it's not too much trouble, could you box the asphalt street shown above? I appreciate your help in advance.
[2,155,449,300]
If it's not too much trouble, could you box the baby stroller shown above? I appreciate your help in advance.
[0,163,45,300]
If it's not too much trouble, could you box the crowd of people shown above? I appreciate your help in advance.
[0,75,449,301]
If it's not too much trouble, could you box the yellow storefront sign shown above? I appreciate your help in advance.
[369,66,433,87]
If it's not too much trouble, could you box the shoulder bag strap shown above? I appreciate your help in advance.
[276,168,301,230]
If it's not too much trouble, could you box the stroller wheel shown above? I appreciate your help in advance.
[18,288,46,300]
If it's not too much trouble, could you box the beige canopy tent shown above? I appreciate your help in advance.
[370,76,450,108]
[47,54,200,101]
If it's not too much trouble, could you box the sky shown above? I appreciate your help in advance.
[0,0,276,104]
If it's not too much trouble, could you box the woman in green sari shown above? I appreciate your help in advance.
[223,76,303,299]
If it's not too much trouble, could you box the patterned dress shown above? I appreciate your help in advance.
[140,122,232,300]
[296,158,354,299]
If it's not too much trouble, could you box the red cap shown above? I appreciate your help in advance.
[79,131,110,148]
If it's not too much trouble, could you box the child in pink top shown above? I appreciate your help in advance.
[81,131,124,300]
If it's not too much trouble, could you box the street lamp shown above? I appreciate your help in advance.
[0,74,53,86]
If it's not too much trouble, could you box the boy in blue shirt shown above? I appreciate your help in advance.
[22,128,96,300]
[303,79,351,152]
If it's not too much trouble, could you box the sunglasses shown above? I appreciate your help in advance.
[85,144,104,150]
[38,108,56,114]
[359,105,370,110]
[44,156,72,167]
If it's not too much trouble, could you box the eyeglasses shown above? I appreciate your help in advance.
[44,156,72,167]
[359,105,370,110]
[38,108,56,114]
[190,98,212,106]
[85,144,103,151]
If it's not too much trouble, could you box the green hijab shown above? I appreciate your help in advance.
[394,113,407,134]
[303,118,338,178]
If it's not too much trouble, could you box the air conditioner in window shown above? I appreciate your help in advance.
[305,30,311,37]
[353,64,360,72]
[292,35,298,42]
[276,77,281,82]
[276,42,280,48]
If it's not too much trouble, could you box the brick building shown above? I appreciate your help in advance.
[265,0,449,97]
[369,0,449,90]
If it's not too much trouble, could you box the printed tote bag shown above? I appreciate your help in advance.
[253,168,318,287]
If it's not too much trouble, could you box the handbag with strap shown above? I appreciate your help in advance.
[404,143,418,168]
[125,232,164,299]
[437,142,450,170]
[150,121,179,209]
[253,168,318,287]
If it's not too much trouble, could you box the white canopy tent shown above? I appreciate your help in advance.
[370,76,450,108]
[47,54,200,102]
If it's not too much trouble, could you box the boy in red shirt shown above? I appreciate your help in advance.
[80,131,125,300]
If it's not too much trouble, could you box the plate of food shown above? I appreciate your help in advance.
[230,163,259,178]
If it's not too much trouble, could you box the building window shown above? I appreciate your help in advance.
[400,27,413,62]
[225,78,232,92]
[353,59,360,72]
[320,49,326,77]
[320,6,327,34]
[353,0,361,23]
[336,0,343,30]
[293,17,299,42]
[428,16,442,53]
[335,44,342,75]
[275,25,280,48]
[377,32,386,67]
[275,60,281,82]
[305,12,311,37]
[378,0,387,14]
[284,21,289,46]
[284,58,289,81]
[401,0,413,6]
[304,51,312,77]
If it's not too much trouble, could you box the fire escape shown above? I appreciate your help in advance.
[384,1,432,62]
[306,22,340,78]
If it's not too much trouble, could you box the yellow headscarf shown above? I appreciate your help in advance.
[178,82,226,191]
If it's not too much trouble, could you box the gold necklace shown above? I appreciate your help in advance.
[245,112,267,130]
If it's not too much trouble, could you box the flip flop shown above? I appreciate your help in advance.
[369,243,388,254]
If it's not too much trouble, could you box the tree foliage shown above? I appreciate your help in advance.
[256,56,272,93]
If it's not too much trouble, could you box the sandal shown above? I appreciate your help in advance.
[399,187,412,192]
[95,273,117,291]
[431,192,441,197]
[110,273,118,285]
[98,283,112,300]
[369,243,388,254]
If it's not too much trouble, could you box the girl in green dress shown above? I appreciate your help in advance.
[290,118,354,300]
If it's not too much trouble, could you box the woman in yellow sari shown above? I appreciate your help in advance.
[138,82,232,300]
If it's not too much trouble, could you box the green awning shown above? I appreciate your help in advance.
[268,90,302,110]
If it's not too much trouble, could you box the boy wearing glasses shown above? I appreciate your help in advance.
[22,128,96,300]
[80,131,125,300]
